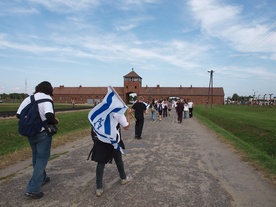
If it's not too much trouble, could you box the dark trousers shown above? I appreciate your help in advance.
[189,108,193,118]
[135,118,144,138]
[96,150,126,189]
[163,109,167,117]
[177,111,183,123]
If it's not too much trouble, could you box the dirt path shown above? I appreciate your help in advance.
[0,113,275,207]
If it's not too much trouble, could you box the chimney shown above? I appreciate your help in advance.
[157,84,160,88]
[180,85,182,89]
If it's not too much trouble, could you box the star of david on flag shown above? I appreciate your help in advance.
[88,86,127,152]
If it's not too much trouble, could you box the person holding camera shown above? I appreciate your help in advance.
[17,81,59,199]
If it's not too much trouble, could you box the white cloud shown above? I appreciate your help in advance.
[269,53,276,61]
[28,0,100,12]
[122,0,159,5]
[247,67,276,79]
[10,8,39,15]
[187,0,276,53]
[188,0,241,31]
[0,38,59,53]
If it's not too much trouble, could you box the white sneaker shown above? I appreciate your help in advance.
[121,174,132,185]
[96,188,103,197]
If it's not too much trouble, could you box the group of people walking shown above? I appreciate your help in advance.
[149,98,194,123]
[17,82,193,199]
[149,99,172,121]
[175,99,194,123]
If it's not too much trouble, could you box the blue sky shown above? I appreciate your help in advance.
[1,0,275,99]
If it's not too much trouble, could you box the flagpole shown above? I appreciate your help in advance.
[109,86,136,121]
[130,112,136,121]
[109,86,127,108]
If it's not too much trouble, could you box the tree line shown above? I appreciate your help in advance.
[0,93,28,103]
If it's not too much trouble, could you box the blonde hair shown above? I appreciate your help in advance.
[139,96,144,101]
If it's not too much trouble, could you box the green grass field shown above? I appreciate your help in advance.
[194,104,276,175]
[0,102,92,111]
[0,110,91,156]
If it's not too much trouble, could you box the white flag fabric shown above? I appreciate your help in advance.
[88,86,127,152]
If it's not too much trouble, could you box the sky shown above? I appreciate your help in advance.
[0,0,276,99]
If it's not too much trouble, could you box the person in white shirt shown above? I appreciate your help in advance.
[188,99,194,118]
[17,81,58,199]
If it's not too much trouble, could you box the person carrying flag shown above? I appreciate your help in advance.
[88,86,133,197]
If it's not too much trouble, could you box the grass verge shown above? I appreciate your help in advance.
[0,110,91,170]
[194,105,276,184]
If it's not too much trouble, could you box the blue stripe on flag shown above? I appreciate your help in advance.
[90,91,114,122]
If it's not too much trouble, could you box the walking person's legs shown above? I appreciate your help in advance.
[135,120,139,137]
[136,119,144,138]
[96,163,105,196]
[114,150,132,185]
[113,150,126,179]
[151,111,155,121]
[26,132,52,197]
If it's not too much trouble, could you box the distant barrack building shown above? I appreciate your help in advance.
[53,69,225,105]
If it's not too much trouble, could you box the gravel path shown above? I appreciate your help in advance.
[0,113,275,207]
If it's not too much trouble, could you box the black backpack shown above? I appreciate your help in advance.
[158,104,163,112]
[18,95,53,137]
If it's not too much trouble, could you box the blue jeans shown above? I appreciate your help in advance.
[151,111,155,121]
[184,111,188,119]
[96,150,126,189]
[26,132,52,192]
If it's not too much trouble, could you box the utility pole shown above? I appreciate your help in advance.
[207,70,214,108]
[25,79,28,97]
[252,89,258,100]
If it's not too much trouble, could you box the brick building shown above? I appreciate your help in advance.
[53,69,224,105]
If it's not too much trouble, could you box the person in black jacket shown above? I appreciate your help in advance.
[175,99,184,123]
[16,81,59,199]
[90,110,132,197]
[131,96,146,139]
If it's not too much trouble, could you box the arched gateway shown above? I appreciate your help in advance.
[53,69,224,105]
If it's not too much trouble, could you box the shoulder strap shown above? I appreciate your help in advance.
[36,98,53,104]
[30,95,35,103]
[34,97,54,125]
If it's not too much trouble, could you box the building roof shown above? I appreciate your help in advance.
[53,85,224,97]
[123,69,142,79]
[140,86,224,96]
[53,86,124,96]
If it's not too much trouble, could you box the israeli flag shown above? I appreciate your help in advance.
[88,86,127,152]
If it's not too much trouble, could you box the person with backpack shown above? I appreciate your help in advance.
[149,99,157,121]
[16,81,59,199]
[157,100,163,121]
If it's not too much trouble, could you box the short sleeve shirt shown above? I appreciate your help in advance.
[17,92,54,122]
[132,101,146,119]
[113,113,129,128]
